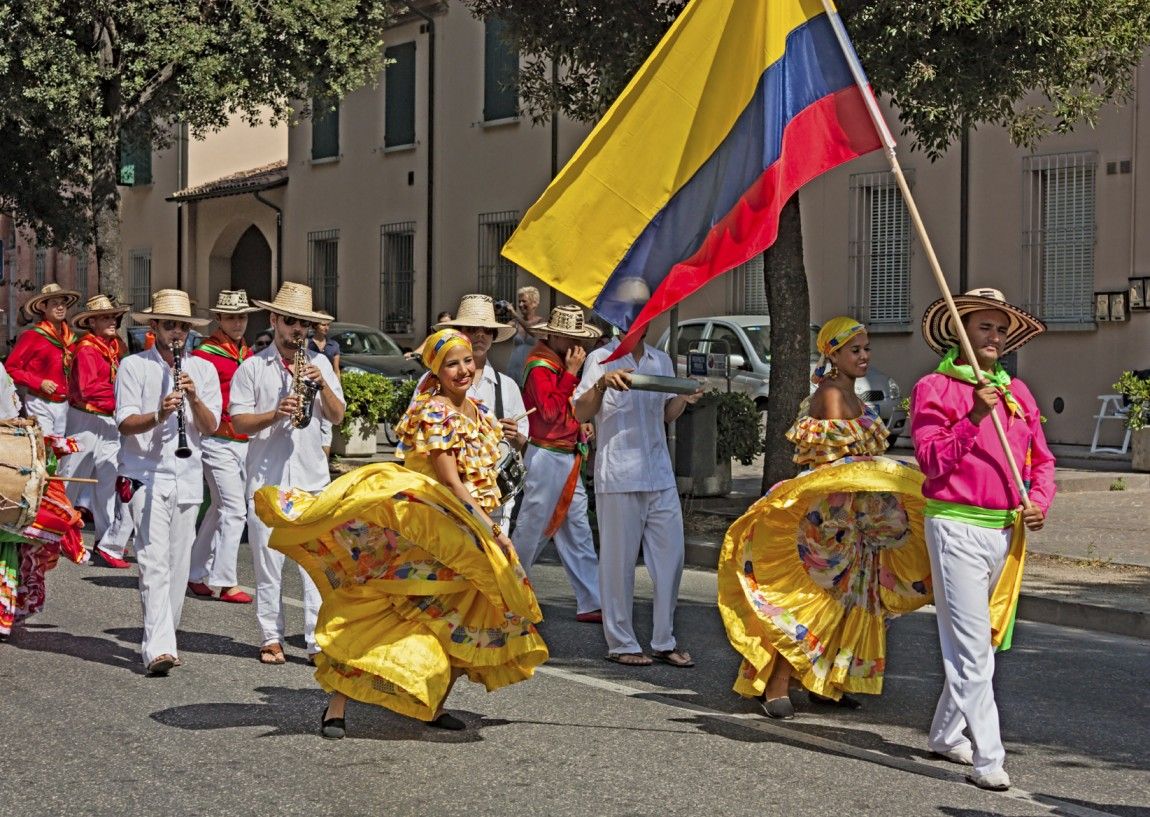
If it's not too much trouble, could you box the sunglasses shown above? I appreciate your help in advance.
[159,320,191,331]
[280,316,315,329]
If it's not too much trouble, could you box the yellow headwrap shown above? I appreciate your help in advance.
[421,328,471,375]
[812,316,866,383]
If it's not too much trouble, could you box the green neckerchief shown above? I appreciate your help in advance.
[923,498,1017,529]
[934,346,1021,418]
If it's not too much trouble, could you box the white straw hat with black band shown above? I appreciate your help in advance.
[435,294,516,343]
[920,287,1045,357]
[131,289,211,327]
[209,289,263,315]
[252,282,334,323]
[72,294,130,330]
[23,282,81,320]
[528,304,603,340]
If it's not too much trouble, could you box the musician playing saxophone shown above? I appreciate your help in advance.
[116,290,221,676]
[229,283,344,666]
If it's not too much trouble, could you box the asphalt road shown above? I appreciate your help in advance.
[2,545,1147,817]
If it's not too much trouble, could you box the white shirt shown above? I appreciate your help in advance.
[412,363,529,437]
[115,347,222,503]
[0,361,21,420]
[574,339,676,494]
[229,345,345,493]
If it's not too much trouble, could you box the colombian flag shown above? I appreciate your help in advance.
[502,0,885,358]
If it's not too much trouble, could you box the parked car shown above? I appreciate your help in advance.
[655,315,906,440]
[329,322,423,380]
[126,325,203,355]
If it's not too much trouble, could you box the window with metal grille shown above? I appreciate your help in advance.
[1022,152,1096,324]
[75,252,89,302]
[484,18,519,122]
[848,171,913,326]
[311,97,340,160]
[119,114,153,186]
[385,42,417,148]
[731,253,768,314]
[307,230,339,316]
[477,211,519,304]
[380,222,416,335]
[33,247,47,288]
[128,249,151,310]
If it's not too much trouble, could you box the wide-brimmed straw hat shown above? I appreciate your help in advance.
[529,304,603,340]
[23,283,81,320]
[132,289,211,327]
[921,287,1045,356]
[73,294,130,330]
[252,282,334,323]
[209,289,262,315]
[434,294,515,342]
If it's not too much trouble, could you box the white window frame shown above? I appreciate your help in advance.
[848,170,913,328]
[307,229,340,317]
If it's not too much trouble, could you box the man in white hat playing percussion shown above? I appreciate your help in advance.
[230,282,345,665]
[116,290,221,675]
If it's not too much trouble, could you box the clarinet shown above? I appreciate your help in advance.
[170,342,193,459]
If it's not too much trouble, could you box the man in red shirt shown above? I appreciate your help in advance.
[56,295,129,563]
[6,283,80,436]
[511,305,602,622]
[187,291,261,604]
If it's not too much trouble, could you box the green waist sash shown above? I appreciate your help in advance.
[924,498,1017,529]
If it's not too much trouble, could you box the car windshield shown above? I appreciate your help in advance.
[741,324,819,363]
[333,327,402,356]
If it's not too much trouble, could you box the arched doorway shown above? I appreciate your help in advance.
[230,225,271,342]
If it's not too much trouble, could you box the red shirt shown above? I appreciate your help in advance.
[522,342,581,448]
[67,334,125,416]
[193,332,251,441]
[6,321,75,402]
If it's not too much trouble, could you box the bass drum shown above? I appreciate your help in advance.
[494,440,526,506]
[0,418,48,534]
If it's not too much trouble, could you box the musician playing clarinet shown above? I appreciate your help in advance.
[115,290,220,676]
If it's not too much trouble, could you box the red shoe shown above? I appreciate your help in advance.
[575,610,603,623]
[93,547,131,569]
[218,588,253,604]
[187,581,214,597]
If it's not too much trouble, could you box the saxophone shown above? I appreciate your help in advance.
[291,342,321,429]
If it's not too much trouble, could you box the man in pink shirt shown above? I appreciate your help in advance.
[911,288,1056,792]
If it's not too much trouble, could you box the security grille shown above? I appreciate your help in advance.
[731,252,768,314]
[33,247,48,287]
[380,222,416,335]
[849,170,912,325]
[75,252,89,302]
[307,229,339,317]
[478,211,519,304]
[128,249,151,310]
[1022,152,1096,323]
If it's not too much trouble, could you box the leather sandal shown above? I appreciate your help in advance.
[605,652,653,666]
[259,643,286,665]
[651,648,694,668]
[761,695,795,720]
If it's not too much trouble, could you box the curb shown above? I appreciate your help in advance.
[684,537,1149,642]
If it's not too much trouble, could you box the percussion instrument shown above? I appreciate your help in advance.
[0,418,48,533]
[495,440,526,505]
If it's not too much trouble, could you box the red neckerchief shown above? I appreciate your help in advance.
[198,330,250,364]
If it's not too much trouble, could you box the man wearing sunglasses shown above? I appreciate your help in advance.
[230,283,345,666]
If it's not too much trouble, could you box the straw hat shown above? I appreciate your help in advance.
[209,289,262,315]
[252,282,334,323]
[73,294,130,330]
[132,289,211,327]
[23,282,81,320]
[529,304,603,340]
[921,287,1045,356]
[434,294,515,342]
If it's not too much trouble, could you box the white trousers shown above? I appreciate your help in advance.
[511,445,600,615]
[57,408,118,538]
[98,500,135,558]
[129,480,198,665]
[189,438,248,587]
[247,497,321,654]
[596,488,684,655]
[925,516,1011,776]
[25,395,68,437]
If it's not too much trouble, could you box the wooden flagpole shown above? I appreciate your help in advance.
[820,0,1031,505]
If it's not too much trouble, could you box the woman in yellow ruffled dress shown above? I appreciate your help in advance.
[717,318,932,720]
[255,329,547,738]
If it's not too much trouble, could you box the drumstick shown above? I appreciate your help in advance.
[509,407,537,423]
[48,476,99,484]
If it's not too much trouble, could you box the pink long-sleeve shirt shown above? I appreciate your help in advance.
[911,373,1056,514]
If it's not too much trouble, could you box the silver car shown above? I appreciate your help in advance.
[656,315,906,440]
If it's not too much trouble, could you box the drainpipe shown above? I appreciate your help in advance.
[176,123,188,290]
[959,121,970,292]
[176,204,184,290]
[253,191,284,289]
[406,1,436,331]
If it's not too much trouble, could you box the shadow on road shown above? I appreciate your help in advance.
[4,625,143,674]
[81,575,139,590]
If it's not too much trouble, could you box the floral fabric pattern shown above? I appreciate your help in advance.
[787,404,889,467]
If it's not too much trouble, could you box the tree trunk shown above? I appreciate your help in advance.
[92,149,124,305]
[761,196,809,493]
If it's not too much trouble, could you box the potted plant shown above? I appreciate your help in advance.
[674,389,762,496]
[334,372,404,457]
[1114,370,1150,472]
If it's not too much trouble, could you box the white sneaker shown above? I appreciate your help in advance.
[966,769,1011,791]
[930,744,974,766]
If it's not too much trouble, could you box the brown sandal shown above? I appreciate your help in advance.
[605,652,653,666]
[259,643,286,665]
[651,648,695,668]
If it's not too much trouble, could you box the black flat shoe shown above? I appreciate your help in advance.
[428,712,466,731]
[761,696,795,720]
[321,708,346,740]
[809,691,862,709]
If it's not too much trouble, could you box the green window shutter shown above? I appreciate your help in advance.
[484,18,519,121]
[385,43,416,147]
[311,97,340,160]
[118,122,153,186]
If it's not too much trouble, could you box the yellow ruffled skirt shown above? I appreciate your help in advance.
[717,456,932,701]
[255,463,548,721]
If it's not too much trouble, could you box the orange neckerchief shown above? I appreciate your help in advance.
[32,319,76,375]
[76,333,126,378]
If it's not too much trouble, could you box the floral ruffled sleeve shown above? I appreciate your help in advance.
[786,405,890,467]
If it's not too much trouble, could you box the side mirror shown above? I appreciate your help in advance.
[728,354,747,371]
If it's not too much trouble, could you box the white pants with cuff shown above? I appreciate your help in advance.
[97,501,135,558]
[247,497,321,654]
[511,445,600,616]
[189,437,248,588]
[25,395,68,437]
[129,480,198,665]
[925,516,1011,776]
[596,487,684,655]
[57,408,119,539]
